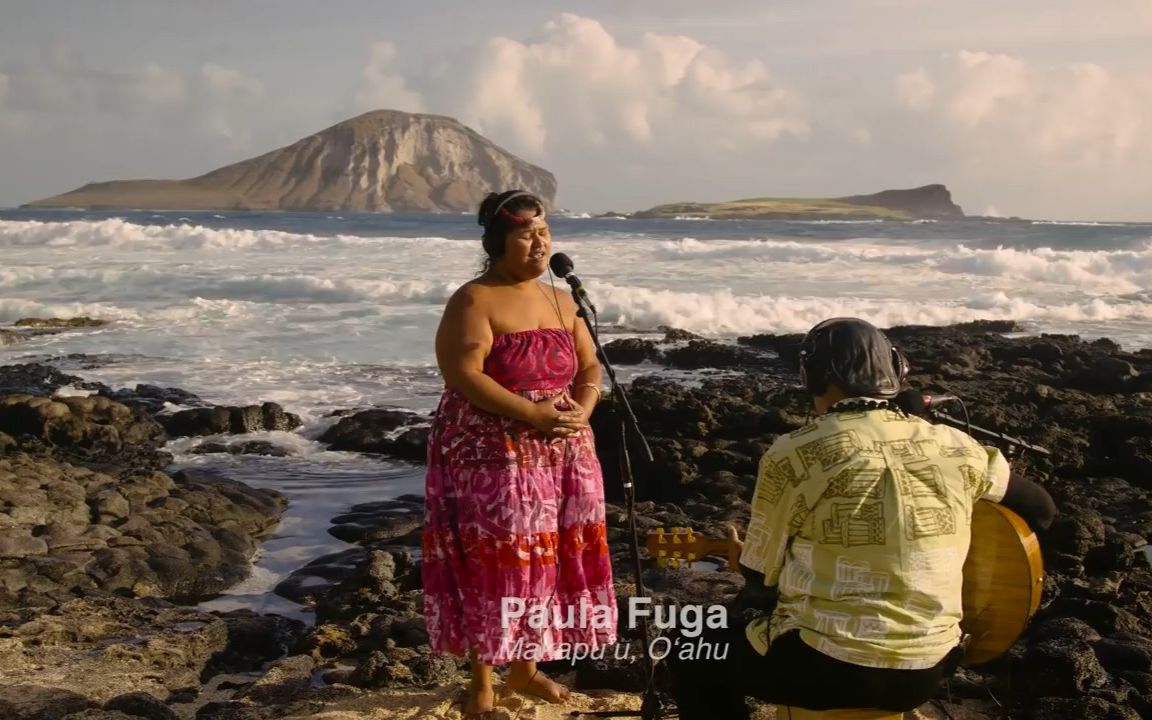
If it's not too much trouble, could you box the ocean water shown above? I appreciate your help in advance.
[2,208,1150,616]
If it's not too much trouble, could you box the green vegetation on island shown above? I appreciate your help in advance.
[633,197,911,220]
[630,184,967,221]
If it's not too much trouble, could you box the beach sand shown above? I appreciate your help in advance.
[277,672,1000,719]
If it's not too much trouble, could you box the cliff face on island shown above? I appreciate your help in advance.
[633,183,966,220]
[24,110,558,213]
[836,184,964,219]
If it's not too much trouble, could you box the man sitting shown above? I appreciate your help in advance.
[667,317,1056,719]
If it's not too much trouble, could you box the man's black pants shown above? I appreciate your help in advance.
[665,625,953,719]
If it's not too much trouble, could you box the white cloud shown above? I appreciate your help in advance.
[900,51,1152,167]
[201,63,264,100]
[355,42,425,113]
[895,51,1152,218]
[0,48,189,116]
[5,5,1152,220]
[359,13,808,206]
[0,73,16,134]
[897,68,935,111]
[450,14,808,158]
[197,63,265,146]
[128,63,187,108]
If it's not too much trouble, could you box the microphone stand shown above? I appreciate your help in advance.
[927,409,1051,458]
[567,285,667,720]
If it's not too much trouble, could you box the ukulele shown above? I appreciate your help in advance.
[644,500,1044,665]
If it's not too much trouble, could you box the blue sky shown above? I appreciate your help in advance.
[2,0,1151,219]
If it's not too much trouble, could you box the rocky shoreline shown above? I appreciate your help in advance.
[1,321,1150,719]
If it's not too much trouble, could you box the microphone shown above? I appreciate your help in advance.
[923,392,960,408]
[894,389,961,417]
[548,252,597,313]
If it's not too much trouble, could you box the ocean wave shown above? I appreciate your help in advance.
[785,219,886,225]
[589,282,1152,336]
[0,265,456,306]
[653,238,1152,293]
[199,275,453,305]
[0,218,465,251]
[1031,220,1132,227]
[0,296,280,325]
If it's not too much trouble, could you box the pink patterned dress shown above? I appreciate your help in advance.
[422,328,618,665]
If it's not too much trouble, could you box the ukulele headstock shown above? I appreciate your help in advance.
[645,527,734,569]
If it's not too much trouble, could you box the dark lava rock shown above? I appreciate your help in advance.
[101,384,209,416]
[0,594,228,705]
[662,327,704,342]
[0,456,284,607]
[63,711,140,720]
[284,543,428,664]
[1093,633,1152,674]
[1067,357,1140,394]
[236,655,315,705]
[0,393,169,471]
[15,317,107,328]
[603,338,662,365]
[9,321,1150,716]
[663,340,768,370]
[158,402,301,438]
[207,610,308,675]
[1015,639,1110,698]
[312,546,422,625]
[347,647,459,689]
[318,408,430,460]
[194,702,268,720]
[1046,510,1107,558]
[103,693,180,720]
[190,440,292,457]
[1029,617,1103,645]
[0,363,100,396]
[327,496,424,545]
[1025,696,1142,720]
[276,543,421,622]
[0,686,91,720]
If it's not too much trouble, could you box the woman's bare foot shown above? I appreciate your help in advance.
[463,676,496,718]
[507,665,570,703]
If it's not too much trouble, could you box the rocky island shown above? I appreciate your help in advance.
[23,110,558,213]
[630,184,966,220]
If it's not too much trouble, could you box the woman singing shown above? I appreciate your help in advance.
[422,190,617,716]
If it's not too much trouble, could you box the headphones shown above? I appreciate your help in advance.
[797,317,909,397]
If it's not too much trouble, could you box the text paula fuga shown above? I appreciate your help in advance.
[499,596,731,663]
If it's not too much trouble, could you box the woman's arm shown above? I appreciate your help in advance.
[435,284,542,424]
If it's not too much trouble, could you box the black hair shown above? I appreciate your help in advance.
[476,190,546,274]
[798,317,908,399]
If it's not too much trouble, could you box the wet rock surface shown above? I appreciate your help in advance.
[0,594,230,704]
[157,402,302,438]
[0,455,285,608]
[317,408,430,462]
[4,321,1152,717]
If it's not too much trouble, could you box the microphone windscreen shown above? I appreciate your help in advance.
[894,388,927,417]
[549,252,574,277]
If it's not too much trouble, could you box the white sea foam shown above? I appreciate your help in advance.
[0,218,465,251]
[589,282,1152,337]
[653,238,1152,293]
[5,212,1149,617]
[2,216,1149,416]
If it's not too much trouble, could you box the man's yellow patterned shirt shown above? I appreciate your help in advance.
[741,402,1011,669]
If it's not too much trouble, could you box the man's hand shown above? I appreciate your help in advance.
[727,524,744,555]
